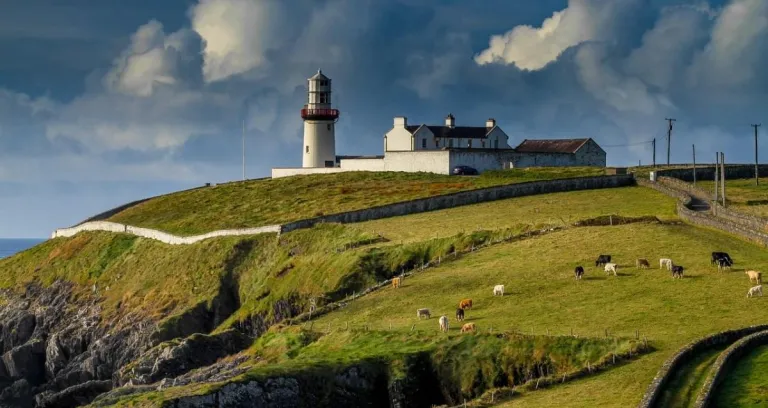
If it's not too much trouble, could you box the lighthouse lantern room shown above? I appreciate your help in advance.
[301,70,339,168]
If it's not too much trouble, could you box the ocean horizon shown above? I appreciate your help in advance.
[0,238,45,259]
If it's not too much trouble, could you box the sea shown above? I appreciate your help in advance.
[0,239,45,260]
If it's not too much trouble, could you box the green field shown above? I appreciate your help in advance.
[698,178,768,218]
[352,186,677,242]
[106,168,606,235]
[715,344,768,407]
[314,222,768,407]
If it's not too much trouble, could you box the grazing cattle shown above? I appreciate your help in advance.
[456,308,465,321]
[671,265,684,279]
[636,258,650,269]
[460,323,476,333]
[746,270,762,285]
[459,299,473,310]
[416,308,431,319]
[493,285,505,296]
[595,255,612,267]
[392,277,401,289]
[604,263,618,276]
[747,285,763,298]
[660,258,673,271]
[574,266,585,280]
[439,315,449,333]
[711,252,734,266]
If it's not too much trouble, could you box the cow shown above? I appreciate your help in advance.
[711,252,734,267]
[604,263,618,276]
[747,285,763,298]
[636,258,650,269]
[439,315,449,333]
[660,258,673,271]
[459,299,473,310]
[595,255,612,267]
[456,308,465,322]
[416,308,431,319]
[746,270,762,285]
[671,265,684,279]
[574,266,585,280]
[717,258,733,271]
[493,285,505,296]
[460,323,477,333]
[392,277,401,289]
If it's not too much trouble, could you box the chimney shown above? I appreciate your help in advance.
[394,116,407,127]
[445,113,455,128]
[486,118,496,129]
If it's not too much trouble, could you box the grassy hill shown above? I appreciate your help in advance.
[8,172,768,407]
[715,344,768,407]
[698,177,768,218]
[105,168,605,235]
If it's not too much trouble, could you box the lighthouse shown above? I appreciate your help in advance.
[301,70,339,168]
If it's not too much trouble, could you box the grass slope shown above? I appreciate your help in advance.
[106,168,605,235]
[698,178,768,218]
[656,344,728,408]
[313,223,768,407]
[715,344,768,407]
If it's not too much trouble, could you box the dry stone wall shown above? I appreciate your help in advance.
[52,222,282,245]
[694,330,768,408]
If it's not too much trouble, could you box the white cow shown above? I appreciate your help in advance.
[416,308,431,319]
[439,315,449,332]
[493,285,505,296]
[747,285,763,298]
[660,258,673,270]
[604,263,618,276]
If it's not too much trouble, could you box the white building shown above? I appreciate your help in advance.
[272,70,606,179]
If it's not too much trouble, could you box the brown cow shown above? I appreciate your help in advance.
[460,323,476,333]
[458,299,473,310]
[392,277,401,289]
[636,258,650,269]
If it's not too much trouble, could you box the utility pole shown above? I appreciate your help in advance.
[242,119,246,181]
[665,118,676,166]
[721,152,726,207]
[714,152,719,203]
[692,144,696,186]
[652,138,656,168]
[752,124,761,185]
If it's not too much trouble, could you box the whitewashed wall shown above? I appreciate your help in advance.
[340,158,386,171]
[383,151,451,174]
[449,150,518,172]
[52,222,281,244]
[384,125,415,151]
[272,167,347,179]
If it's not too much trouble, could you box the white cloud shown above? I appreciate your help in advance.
[191,0,293,82]
[103,20,203,97]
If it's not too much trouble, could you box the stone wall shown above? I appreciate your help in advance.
[52,222,282,245]
[637,324,768,408]
[281,175,635,233]
[655,164,768,182]
[694,329,768,408]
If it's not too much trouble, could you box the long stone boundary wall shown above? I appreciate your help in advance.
[655,164,768,182]
[281,175,634,232]
[636,179,768,247]
[694,329,768,408]
[52,175,634,244]
[637,324,768,408]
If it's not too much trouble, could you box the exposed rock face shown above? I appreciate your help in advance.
[0,282,158,407]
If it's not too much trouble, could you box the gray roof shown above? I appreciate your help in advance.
[309,70,329,81]
[406,125,492,139]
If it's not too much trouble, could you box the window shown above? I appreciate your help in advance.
[421,139,426,149]
[319,93,327,103]
[494,140,499,149]
[305,146,310,153]
[468,140,472,148]
[449,139,454,148]
[325,160,334,168]
[481,140,485,148]
[435,139,439,148]
[327,124,332,131]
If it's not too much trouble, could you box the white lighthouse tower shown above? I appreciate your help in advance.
[301,70,339,168]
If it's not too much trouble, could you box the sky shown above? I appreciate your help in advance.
[1,0,767,238]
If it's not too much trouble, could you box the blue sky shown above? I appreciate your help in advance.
[1,0,766,238]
